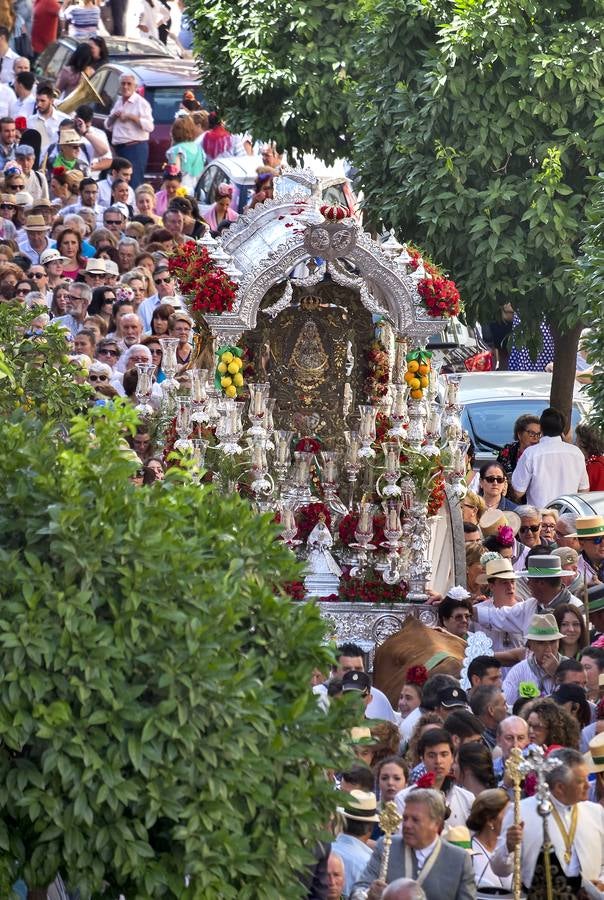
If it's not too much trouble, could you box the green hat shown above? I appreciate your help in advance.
[570,516,604,539]
[519,554,564,579]
[588,584,604,614]
[526,613,563,643]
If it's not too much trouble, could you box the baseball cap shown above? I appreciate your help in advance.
[437,686,469,709]
[552,547,579,567]
[342,671,372,694]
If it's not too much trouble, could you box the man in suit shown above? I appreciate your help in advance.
[350,788,476,899]
[491,747,604,894]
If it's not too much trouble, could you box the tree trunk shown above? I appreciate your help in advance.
[28,890,48,900]
[549,321,582,431]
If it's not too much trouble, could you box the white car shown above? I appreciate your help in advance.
[447,372,591,466]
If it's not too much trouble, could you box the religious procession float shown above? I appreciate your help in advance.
[143,166,478,686]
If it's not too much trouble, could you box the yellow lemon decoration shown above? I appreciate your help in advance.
[216,346,245,398]
[217,362,228,374]
[221,351,234,364]
[227,361,240,375]
[221,376,232,388]
[225,384,237,398]
[233,372,244,387]
[407,360,419,373]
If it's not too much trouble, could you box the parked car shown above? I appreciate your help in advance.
[547,493,604,518]
[446,372,591,467]
[34,36,175,88]
[60,59,203,184]
[195,156,356,215]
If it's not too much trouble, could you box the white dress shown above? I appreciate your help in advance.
[471,835,513,891]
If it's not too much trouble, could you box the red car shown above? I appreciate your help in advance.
[82,60,204,185]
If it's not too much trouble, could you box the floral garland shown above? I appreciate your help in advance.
[295,437,321,454]
[168,240,237,321]
[283,581,306,601]
[338,574,407,604]
[407,245,462,320]
[296,502,332,543]
[427,469,446,516]
[365,338,390,402]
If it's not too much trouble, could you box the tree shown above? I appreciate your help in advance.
[187,0,358,159]
[353,0,602,421]
[580,173,604,426]
[0,402,355,898]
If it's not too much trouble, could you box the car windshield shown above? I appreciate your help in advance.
[463,400,582,451]
[147,87,202,124]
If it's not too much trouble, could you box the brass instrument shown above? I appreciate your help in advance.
[56,74,104,115]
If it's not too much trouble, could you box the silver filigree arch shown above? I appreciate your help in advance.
[204,177,445,344]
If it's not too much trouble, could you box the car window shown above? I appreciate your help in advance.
[95,70,121,113]
[39,44,71,80]
[196,165,218,204]
[146,87,202,124]
[463,400,581,452]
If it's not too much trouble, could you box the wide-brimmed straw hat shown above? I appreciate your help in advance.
[570,515,604,539]
[443,825,478,854]
[479,509,521,537]
[476,556,520,585]
[584,732,604,774]
[526,613,563,643]
[336,790,380,822]
[24,214,50,232]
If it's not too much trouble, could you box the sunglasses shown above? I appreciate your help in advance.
[483,475,506,484]
[30,272,46,279]
[0,203,15,210]
[586,536,604,545]
[154,276,171,285]
[6,185,25,191]
[519,524,541,533]
[105,219,123,226]
[149,347,162,355]
[98,348,120,357]
[89,374,108,382]
[15,287,29,295]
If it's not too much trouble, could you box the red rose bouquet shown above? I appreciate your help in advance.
[168,241,236,321]
[417,275,461,319]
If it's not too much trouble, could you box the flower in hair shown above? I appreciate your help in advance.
[480,551,501,566]
[446,585,471,601]
[405,665,429,687]
[52,166,66,177]
[15,117,27,131]
[497,525,514,547]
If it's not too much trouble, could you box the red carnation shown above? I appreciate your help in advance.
[416,772,436,789]
[405,665,429,687]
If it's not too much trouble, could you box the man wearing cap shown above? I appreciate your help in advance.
[500,613,565,703]
[28,83,64,156]
[333,644,396,723]
[17,213,55,263]
[492,747,604,894]
[352,788,475,900]
[8,72,36,119]
[15,144,48,202]
[53,283,92,339]
[106,74,154,189]
[552,545,584,596]
[511,407,589,508]
[574,515,604,585]
[333,790,377,897]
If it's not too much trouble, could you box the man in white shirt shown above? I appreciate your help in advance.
[138,264,178,332]
[491,747,604,893]
[332,791,377,898]
[0,81,15,117]
[62,178,105,226]
[106,73,154,189]
[9,72,36,119]
[0,27,18,86]
[27,83,64,157]
[97,158,136,207]
[15,144,48,202]
[18,213,55,263]
[511,407,589,507]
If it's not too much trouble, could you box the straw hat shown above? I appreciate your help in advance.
[59,128,83,146]
[570,516,604,539]
[476,556,520,585]
[479,509,521,537]
[526,613,563,643]
[519,554,564,579]
[336,790,380,822]
[82,258,106,275]
[442,825,478,854]
[24,214,50,231]
[584,732,604,774]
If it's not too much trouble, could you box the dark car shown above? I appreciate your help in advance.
[33,36,175,88]
[60,59,203,184]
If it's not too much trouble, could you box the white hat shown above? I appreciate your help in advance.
[104,259,119,277]
[113,201,130,220]
[14,190,34,207]
[40,248,69,265]
[83,258,106,275]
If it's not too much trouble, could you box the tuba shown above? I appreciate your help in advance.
[56,74,104,115]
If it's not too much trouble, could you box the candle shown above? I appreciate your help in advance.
[388,507,399,531]
[253,389,264,416]
[391,386,406,417]
[346,431,359,466]
[282,508,294,532]
[359,503,370,532]
[251,444,264,469]
[324,460,336,482]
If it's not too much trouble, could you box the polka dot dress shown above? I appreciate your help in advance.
[508,315,555,371]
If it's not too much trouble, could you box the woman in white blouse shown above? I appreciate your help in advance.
[467,788,513,892]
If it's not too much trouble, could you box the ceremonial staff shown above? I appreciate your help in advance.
[505,746,530,900]
[379,802,403,882]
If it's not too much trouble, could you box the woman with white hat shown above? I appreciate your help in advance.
[585,732,604,807]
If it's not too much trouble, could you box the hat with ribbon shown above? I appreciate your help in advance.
[442,825,477,854]
[526,613,563,643]
[479,509,521,538]
[59,128,83,146]
[588,582,604,615]
[476,556,520,585]
[24,214,50,232]
[519,554,564,579]
[570,516,604,539]
[336,790,380,822]
[40,248,68,265]
[584,732,604,774]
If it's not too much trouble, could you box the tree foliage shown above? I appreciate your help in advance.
[580,173,604,426]
[188,0,358,158]
[0,404,355,898]
[353,0,603,336]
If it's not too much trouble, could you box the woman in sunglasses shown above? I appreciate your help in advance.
[478,462,517,511]
[0,194,18,242]
[14,278,33,302]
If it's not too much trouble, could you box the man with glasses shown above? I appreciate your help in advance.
[53,283,92,339]
[103,205,126,238]
[0,116,16,168]
[17,213,55,263]
[138,264,176,331]
[106,73,154,189]
[95,338,121,371]
[511,406,589,507]
[82,258,108,289]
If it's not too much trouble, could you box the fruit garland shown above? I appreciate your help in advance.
[403,349,432,400]
[427,468,446,516]
[215,346,244,398]
[365,338,390,402]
